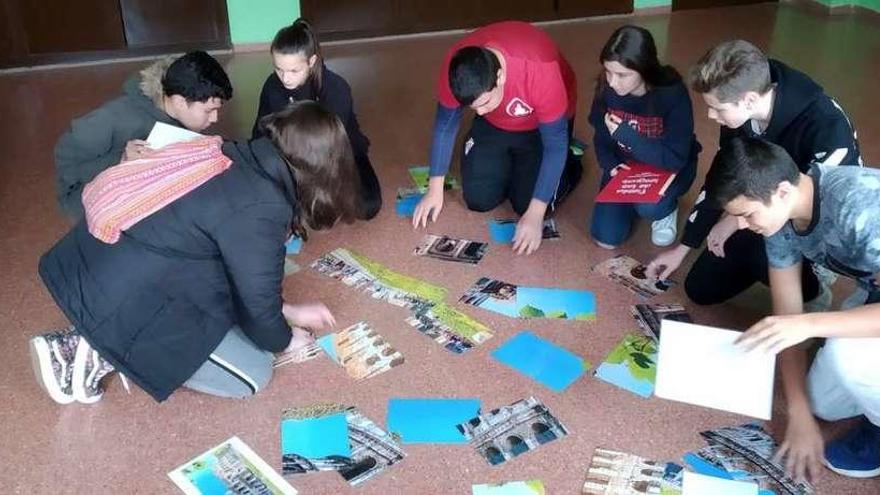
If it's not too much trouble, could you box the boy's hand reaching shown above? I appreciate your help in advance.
[283,302,336,331]
[775,411,824,484]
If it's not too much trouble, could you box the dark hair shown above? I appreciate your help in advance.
[705,136,800,207]
[162,51,232,102]
[449,46,501,106]
[690,40,772,103]
[261,101,360,239]
[600,25,681,88]
[271,18,324,94]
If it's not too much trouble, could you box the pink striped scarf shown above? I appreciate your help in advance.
[82,136,232,244]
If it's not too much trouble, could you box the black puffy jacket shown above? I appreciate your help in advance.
[39,138,296,402]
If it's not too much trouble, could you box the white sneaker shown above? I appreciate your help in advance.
[651,208,678,247]
[71,338,117,403]
[29,326,80,404]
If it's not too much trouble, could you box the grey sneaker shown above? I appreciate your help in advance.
[29,326,79,404]
[72,338,117,403]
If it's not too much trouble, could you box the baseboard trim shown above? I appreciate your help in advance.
[784,0,880,18]
[634,5,673,16]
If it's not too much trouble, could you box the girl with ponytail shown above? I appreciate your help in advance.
[254,18,382,220]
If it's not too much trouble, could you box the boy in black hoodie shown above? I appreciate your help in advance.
[647,40,861,309]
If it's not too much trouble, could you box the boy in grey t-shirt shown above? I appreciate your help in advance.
[705,136,880,482]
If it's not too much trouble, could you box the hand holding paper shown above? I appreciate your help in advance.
[122,139,150,161]
[145,121,201,149]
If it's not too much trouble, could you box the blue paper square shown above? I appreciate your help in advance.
[491,331,586,392]
[395,193,423,217]
[386,398,480,444]
[487,219,517,243]
[280,411,351,459]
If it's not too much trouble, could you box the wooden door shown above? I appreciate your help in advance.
[557,0,632,18]
[120,0,229,47]
[302,0,627,41]
[18,0,126,54]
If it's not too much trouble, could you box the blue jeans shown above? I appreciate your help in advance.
[590,166,694,246]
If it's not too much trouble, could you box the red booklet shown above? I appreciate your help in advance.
[595,162,676,204]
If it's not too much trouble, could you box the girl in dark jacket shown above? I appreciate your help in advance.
[31,101,362,404]
[253,18,382,220]
[588,25,700,249]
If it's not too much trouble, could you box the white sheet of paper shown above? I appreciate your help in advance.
[146,121,201,149]
[682,471,758,495]
[655,320,776,420]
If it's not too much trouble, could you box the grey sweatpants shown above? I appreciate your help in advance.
[183,326,274,398]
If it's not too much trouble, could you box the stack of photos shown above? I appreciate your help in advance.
[592,255,674,298]
[414,234,488,264]
[279,403,405,487]
[317,321,405,381]
[281,403,352,475]
[631,304,692,341]
[312,249,492,353]
[460,277,597,320]
[168,436,297,495]
[582,448,682,495]
[456,396,568,466]
[273,343,321,368]
[594,333,658,398]
[688,424,814,495]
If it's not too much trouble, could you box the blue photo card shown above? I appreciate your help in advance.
[492,331,588,392]
[395,188,424,217]
[386,398,481,444]
[280,411,351,460]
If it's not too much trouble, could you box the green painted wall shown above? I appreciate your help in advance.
[813,0,880,11]
[227,0,300,44]
[634,0,672,8]
[851,0,880,11]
